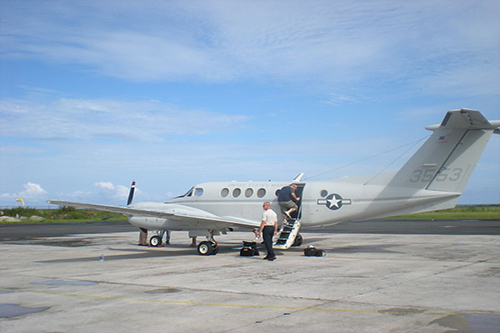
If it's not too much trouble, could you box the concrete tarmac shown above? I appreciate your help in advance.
[1,220,500,332]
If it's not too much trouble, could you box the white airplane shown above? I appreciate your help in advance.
[49,109,499,255]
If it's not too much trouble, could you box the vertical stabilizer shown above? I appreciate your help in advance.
[390,109,498,193]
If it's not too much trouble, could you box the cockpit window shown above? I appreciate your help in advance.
[194,188,204,197]
[172,187,194,199]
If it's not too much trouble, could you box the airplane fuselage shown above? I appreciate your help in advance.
[128,178,459,232]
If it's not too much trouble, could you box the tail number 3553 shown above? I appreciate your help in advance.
[410,168,463,183]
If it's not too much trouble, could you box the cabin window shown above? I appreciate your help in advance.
[245,188,253,198]
[257,188,266,198]
[232,188,241,197]
[275,189,281,196]
[194,188,204,197]
[221,188,229,197]
[321,189,328,197]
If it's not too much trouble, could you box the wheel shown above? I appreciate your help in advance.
[292,233,303,246]
[197,241,213,255]
[149,235,162,247]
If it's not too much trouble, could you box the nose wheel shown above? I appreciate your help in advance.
[197,241,219,255]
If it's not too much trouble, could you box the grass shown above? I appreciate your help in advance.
[387,205,500,220]
[1,205,499,224]
[0,206,125,223]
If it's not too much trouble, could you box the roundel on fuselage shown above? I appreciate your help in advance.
[325,193,343,210]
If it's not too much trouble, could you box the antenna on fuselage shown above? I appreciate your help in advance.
[293,173,305,182]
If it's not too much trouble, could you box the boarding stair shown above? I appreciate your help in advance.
[273,218,301,250]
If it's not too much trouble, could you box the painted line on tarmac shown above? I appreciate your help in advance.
[10,288,497,317]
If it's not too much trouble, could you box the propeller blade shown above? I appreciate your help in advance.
[101,213,119,221]
[127,181,136,206]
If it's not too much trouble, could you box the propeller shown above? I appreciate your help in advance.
[101,180,136,220]
[127,181,136,206]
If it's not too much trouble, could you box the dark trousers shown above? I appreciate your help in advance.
[262,226,275,258]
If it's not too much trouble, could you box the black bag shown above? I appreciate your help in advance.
[240,241,259,256]
[304,245,326,257]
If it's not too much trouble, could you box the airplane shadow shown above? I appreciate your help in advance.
[283,242,402,255]
[296,236,403,254]
[38,243,247,263]
[36,239,402,263]
[323,244,402,254]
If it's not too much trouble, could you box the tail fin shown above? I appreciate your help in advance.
[390,109,499,193]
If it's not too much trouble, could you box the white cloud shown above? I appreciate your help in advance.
[20,182,47,197]
[0,182,48,206]
[1,1,498,96]
[0,181,144,207]
[94,182,133,203]
[94,181,115,191]
[0,98,250,142]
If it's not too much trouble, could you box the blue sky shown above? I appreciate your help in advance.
[1,0,499,207]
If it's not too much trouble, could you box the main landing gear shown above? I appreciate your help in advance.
[197,241,219,255]
[149,235,162,247]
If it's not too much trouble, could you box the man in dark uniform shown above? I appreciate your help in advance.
[278,184,300,220]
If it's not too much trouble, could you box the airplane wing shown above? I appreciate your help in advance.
[47,200,261,229]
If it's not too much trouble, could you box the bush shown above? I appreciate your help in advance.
[1,206,125,222]
[1,207,40,218]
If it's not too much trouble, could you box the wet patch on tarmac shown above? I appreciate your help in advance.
[6,238,94,247]
[145,288,181,294]
[0,304,49,318]
[32,279,98,286]
[378,307,426,316]
[430,314,473,332]
[326,244,401,254]
[465,313,500,332]
[476,266,500,278]
[429,313,500,332]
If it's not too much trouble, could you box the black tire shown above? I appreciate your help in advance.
[197,241,213,255]
[292,233,303,246]
[149,235,162,247]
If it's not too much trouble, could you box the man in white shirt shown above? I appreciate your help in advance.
[259,202,278,261]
